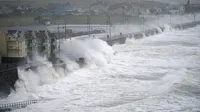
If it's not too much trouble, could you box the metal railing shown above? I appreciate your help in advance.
[0,100,39,111]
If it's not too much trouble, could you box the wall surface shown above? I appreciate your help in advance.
[7,38,27,57]
[0,30,7,56]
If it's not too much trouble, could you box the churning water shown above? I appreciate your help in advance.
[1,25,199,112]
[1,14,200,112]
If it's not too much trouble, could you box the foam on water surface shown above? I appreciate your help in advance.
[1,25,198,112]
[1,14,200,111]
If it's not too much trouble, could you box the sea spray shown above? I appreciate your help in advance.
[60,38,114,67]
[1,38,114,103]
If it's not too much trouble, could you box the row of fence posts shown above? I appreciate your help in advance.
[55,13,197,46]
[140,13,197,31]
[88,13,197,39]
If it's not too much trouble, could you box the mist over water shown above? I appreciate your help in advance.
[59,38,113,67]
[8,25,199,112]
[0,38,114,103]
[0,14,200,112]
[47,14,200,35]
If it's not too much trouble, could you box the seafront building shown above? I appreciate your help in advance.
[0,29,57,64]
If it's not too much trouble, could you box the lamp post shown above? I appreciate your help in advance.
[57,25,60,58]
[170,13,172,25]
[87,15,91,38]
[194,13,196,21]
[87,4,92,38]
[107,14,111,38]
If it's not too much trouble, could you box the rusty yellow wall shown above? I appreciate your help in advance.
[7,39,27,57]
[0,30,7,56]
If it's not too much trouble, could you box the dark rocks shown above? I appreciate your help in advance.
[76,58,85,68]
[0,64,18,97]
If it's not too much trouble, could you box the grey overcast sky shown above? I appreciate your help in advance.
[149,0,200,4]
[0,0,199,5]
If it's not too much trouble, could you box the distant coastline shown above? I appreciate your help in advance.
[0,15,144,27]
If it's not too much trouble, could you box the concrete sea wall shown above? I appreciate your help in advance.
[104,21,200,46]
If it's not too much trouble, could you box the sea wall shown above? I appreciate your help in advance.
[105,21,200,46]
[0,20,200,98]
[0,64,18,97]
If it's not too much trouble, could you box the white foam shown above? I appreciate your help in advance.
[59,38,114,67]
[0,38,114,103]
[1,15,200,111]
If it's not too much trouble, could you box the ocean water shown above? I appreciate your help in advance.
[0,25,199,112]
[1,13,200,111]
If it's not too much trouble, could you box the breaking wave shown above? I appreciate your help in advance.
[1,38,113,102]
[2,13,200,103]
[60,38,114,68]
